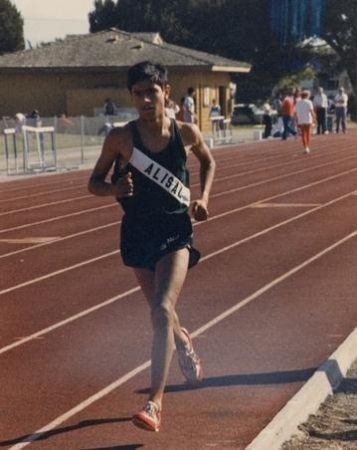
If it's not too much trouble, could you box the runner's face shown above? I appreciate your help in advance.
[131,80,165,118]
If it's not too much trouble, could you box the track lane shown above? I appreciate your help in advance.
[1,173,357,349]
[0,183,357,344]
[2,222,357,449]
[1,162,356,288]
[1,131,357,449]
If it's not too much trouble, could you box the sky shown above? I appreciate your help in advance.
[11,0,96,47]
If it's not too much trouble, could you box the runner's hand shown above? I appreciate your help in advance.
[115,172,134,197]
[192,199,208,221]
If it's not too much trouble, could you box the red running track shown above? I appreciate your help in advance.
[1,132,357,450]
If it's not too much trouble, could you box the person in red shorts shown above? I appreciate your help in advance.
[295,90,316,154]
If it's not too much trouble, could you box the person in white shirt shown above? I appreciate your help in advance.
[295,90,316,154]
[183,87,196,123]
[313,87,328,134]
[262,98,273,138]
[334,87,348,133]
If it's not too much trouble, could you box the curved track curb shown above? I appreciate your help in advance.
[246,326,357,450]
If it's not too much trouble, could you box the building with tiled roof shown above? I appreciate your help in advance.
[0,28,251,130]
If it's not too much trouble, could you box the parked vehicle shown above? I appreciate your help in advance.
[231,103,266,125]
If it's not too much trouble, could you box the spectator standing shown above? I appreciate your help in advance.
[313,87,328,134]
[58,114,74,133]
[209,99,221,117]
[183,87,196,123]
[334,87,348,133]
[104,98,116,116]
[176,96,186,121]
[14,112,26,133]
[295,90,316,154]
[165,98,179,119]
[209,99,223,133]
[262,98,273,138]
[163,81,179,119]
[280,90,297,140]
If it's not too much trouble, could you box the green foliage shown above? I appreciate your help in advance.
[322,0,357,92]
[89,0,118,32]
[276,66,316,92]
[87,0,283,99]
[87,0,357,102]
[0,0,25,54]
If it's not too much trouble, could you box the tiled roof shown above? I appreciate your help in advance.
[0,28,251,73]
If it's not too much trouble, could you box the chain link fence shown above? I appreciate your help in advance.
[0,110,138,175]
[1,111,258,177]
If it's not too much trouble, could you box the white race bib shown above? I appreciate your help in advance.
[129,147,190,206]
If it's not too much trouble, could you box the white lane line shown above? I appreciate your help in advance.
[0,195,91,217]
[252,203,320,208]
[0,237,59,244]
[193,228,357,338]
[1,183,356,301]
[0,183,88,204]
[0,220,120,260]
[1,187,356,355]
[198,175,357,227]
[0,203,116,234]
[8,360,151,450]
[0,287,139,355]
[8,227,357,450]
[0,251,119,297]
[1,160,357,249]
[211,154,357,198]
[1,151,356,231]
[0,184,353,298]
[214,151,357,185]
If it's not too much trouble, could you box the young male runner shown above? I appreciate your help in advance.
[88,61,216,432]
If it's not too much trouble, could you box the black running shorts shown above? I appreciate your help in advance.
[120,212,200,271]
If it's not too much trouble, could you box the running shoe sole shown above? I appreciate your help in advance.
[132,401,161,432]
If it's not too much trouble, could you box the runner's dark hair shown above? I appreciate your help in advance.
[127,61,168,92]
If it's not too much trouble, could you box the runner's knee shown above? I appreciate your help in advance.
[151,302,174,330]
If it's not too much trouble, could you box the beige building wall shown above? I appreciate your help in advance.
[169,70,233,131]
[0,69,233,132]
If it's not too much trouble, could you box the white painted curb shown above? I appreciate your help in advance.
[245,326,357,450]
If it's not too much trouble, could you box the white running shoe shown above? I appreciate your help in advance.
[177,327,203,384]
[132,401,161,432]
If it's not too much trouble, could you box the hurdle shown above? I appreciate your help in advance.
[22,125,56,172]
[3,128,23,175]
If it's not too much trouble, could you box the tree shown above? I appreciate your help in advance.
[87,0,284,100]
[87,0,324,102]
[89,0,118,32]
[0,0,24,54]
[322,0,357,115]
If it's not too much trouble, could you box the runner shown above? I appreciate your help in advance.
[88,60,216,432]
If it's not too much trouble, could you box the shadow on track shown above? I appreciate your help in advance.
[136,367,317,394]
[0,417,133,447]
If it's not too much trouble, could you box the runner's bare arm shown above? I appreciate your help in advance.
[88,127,134,198]
[178,122,216,221]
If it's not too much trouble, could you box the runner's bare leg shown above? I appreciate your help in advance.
[134,248,190,409]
